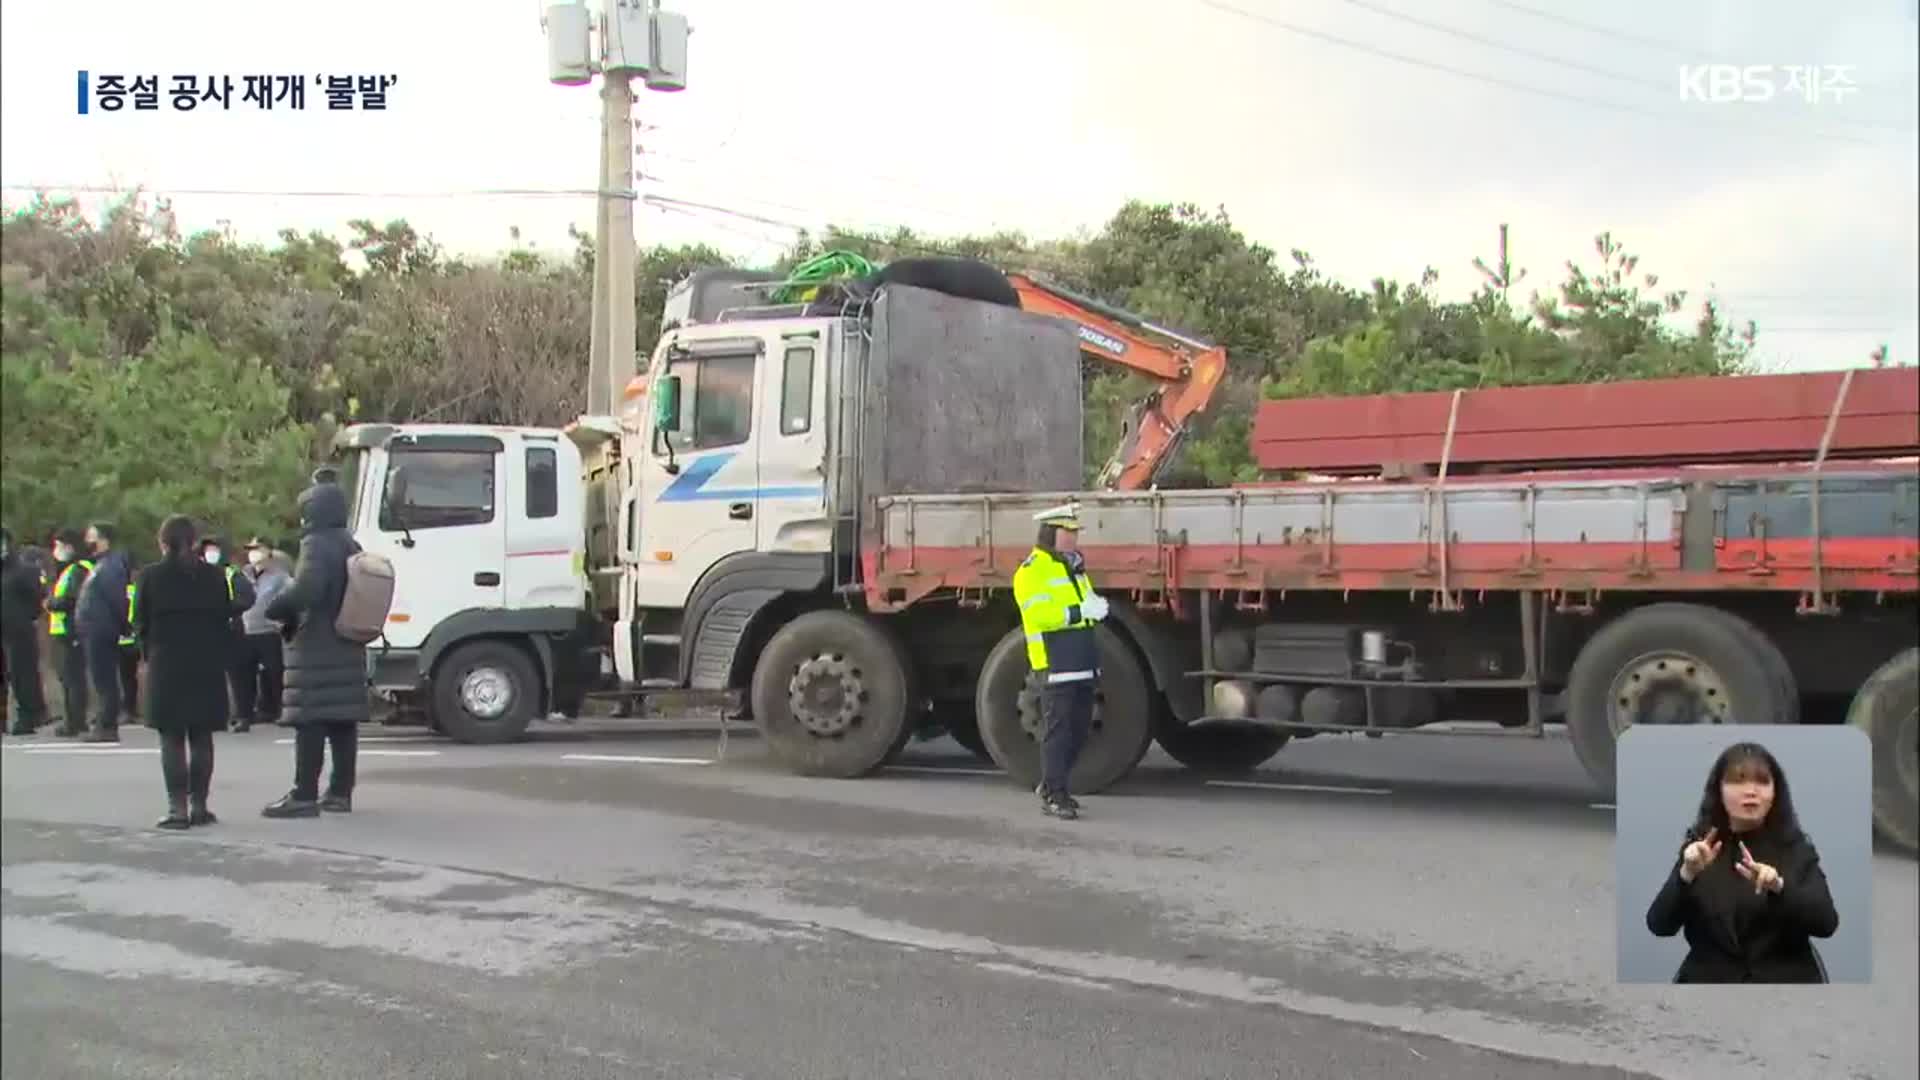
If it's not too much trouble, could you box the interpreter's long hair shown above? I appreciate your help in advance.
[1688,740,1802,844]
[157,514,199,566]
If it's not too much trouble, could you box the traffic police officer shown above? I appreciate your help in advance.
[44,530,93,737]
[1011,503,1109,820]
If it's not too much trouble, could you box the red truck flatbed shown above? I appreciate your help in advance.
[1251,367,1920,475]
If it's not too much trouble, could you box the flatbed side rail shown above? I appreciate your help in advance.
[862,464,1920,608]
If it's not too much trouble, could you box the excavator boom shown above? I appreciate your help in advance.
[1005,272,1229,489]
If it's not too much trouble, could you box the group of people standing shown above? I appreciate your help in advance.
[1,473,372,827]
[1,525,289,740]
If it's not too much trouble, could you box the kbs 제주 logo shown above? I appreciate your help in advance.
[1675,64,1860,105]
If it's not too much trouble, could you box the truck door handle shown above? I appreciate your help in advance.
[474,572,501,586]
[728,502,753,520]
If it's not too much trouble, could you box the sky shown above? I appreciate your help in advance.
[2,0,1915,374]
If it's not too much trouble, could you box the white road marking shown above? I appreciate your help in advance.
[560,753,711,766]
[4,746,158,755]
[884,765,1004,777]
[356,749,442,758]
[1204,780,1392,796]
[1590,802,1616,811]
[272,736,438,745]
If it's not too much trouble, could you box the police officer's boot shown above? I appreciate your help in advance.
[188,798,218,826]
[156,795,190,830]
[1040,791,1078,820]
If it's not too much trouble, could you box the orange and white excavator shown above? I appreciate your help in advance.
[1005,272,1229,490]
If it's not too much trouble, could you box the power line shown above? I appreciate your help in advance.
[1,182,601,200]
[1485,0,1695,59]
[1333,0,1656,90]
[1193,0,1898,147]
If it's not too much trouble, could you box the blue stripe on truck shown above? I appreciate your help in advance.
[656,452,824,502]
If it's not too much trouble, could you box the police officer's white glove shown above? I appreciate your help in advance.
[1081,594,1110,622]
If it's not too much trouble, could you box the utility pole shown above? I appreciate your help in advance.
[604,69,636,418]
[543,0,689,416]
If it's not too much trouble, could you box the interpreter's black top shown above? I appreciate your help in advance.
[1645,826,1838,983]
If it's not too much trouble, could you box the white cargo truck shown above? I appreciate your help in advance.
[337,276,1089,761]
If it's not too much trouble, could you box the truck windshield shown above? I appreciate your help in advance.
[380,449,497,530]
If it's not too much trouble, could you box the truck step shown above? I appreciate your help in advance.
[638,678,680,690]
[640,633,683,647]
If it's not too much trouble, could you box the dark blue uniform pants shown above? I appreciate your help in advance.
[83,634,121,733]
[1040,679,1095,797]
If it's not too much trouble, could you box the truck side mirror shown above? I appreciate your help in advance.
[655,375,682,433]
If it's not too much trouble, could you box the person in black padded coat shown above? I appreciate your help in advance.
[1645,740,1839,983]
[261,481,369,818]
[134,515,255,829]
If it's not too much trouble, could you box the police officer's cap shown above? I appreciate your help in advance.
[1032,503,1081,530]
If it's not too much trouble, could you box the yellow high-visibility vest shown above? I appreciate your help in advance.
[1010,547,1099,678]
[47,559,94,637]
[119,582,137,646]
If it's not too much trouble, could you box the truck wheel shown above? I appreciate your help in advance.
[931,702,991,762]
[1565,603,1794,797]
[1151,695,1290,774]
[431,640,539,745]
[1848,648,1918,855]
[974,625,1154,794]
[750,610,910,778]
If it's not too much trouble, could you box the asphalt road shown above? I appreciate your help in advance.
[3,720,1914,1080]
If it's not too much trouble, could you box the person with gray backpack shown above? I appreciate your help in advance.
[261,478,394,818]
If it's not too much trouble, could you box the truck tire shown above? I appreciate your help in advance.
[974,625,1154,794]
[750,610,910,778]
[1565,603,1795,797]
[1151,695,1290,774]
[431,640,540,744]
[1848,648,1918,855]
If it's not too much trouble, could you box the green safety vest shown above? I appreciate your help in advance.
[120,582,137,646]
[1011,547,1099,677]
[46,559,94,637]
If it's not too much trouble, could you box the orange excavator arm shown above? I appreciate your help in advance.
[1005,272,1229,490]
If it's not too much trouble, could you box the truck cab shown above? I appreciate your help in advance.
[573,311,847,695]
[333,422,599,740]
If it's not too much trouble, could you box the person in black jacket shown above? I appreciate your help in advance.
[262,481,369,818]
[1645,740,1839,983]
[75,522,134,742]
[135,516,255,829]
[1,527,50,735]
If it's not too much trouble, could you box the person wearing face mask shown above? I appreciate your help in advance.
[74,522,134,743]
[1,526,51,736]
[43,529,93,737]
[1645,740,1839,983]
[231,536,289,730]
